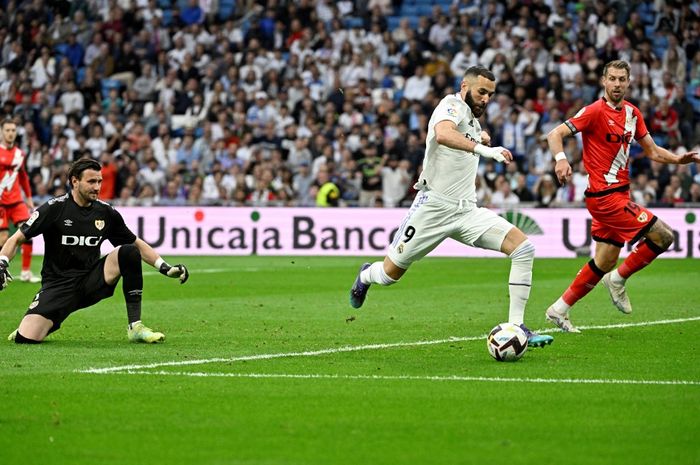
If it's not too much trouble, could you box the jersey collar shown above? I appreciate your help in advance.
[601,96,623,111]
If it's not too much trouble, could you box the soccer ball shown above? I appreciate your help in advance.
[486,323,528,362]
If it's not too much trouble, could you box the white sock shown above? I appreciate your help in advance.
[361,262,397,286]
[610,268,626,285]
[508,240,534,325]
[551,297,571,314]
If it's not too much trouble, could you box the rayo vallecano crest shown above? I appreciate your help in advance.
[95,220,105,230]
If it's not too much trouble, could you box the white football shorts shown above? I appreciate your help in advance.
[387,190,514,269]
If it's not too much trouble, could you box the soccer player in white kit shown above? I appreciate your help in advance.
[349,66,553,348]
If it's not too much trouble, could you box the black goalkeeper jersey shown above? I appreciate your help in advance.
[21,193,137,282]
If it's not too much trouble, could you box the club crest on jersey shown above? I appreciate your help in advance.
[397,243,405,254]
[637,212,648,223]
[95,220,105,230]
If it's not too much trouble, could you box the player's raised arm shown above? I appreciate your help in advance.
[133,238,189,284]
[547,123,573,184]
[637,134,700,165]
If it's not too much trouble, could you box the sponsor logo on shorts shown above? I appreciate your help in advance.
[95,220,105,230]
[637,212,648,222]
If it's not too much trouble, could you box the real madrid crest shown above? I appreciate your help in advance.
[95,219,105,230]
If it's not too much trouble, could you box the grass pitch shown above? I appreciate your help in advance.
[0,256,698,465]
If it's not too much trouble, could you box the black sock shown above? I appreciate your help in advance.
[118,244,143,325]
[15,332,41,344]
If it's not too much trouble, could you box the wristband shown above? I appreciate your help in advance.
[554,152,567,162]
[0,255,8,263]
[474,143,488,156]
[154,258,166,269]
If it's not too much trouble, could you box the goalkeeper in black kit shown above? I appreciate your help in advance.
[1,159,189,344]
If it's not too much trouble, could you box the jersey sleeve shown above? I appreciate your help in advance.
[633,106,649,140]
[107,207,137,246]
[432,97,466,127]
[565,102,598,135]
[20,200,58,239]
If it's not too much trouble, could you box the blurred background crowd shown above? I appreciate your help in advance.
[1,0,700,208]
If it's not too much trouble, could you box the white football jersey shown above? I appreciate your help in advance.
[418,93,483,201]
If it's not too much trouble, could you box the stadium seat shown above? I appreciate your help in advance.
[162,9,173,26]
[76,67,87,85]
[218,0,236,21]
[344,17,364,29]
[400,5,418,16]
[101,79,123,99]
[54,43,69,58]
[387,16,401,32]
[416,5,434,17]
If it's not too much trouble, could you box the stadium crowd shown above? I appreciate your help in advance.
[1,0,699,208]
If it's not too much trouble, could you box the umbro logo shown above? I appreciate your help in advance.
[608,119,615,125]
[64,219,73,227]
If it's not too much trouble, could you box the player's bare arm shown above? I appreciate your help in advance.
[0,229,26,289]
[638,134,700,165]
[0,229,26,262]
[434,120,512,163]
[547,123,573,184]
[134,237,189,284]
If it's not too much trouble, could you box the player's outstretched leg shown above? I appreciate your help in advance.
[349,263,371,308]
[349,261,399,308]
[506,239,553,348]
[127,321,165,343]
[519,324,553,348]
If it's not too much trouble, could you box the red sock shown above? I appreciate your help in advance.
[21,242,32,271]
[562,259,605,306]
[617,240,663,279]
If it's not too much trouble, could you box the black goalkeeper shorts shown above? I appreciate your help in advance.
[25,257,118,333]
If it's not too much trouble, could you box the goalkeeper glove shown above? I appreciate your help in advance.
[0,255,13,290]
[156,258,189,284]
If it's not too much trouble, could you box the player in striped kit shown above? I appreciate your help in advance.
[0,119,39,283]
[349,66,553,348]
[545,60,700,333]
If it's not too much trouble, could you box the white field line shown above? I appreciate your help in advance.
[78,316,700,375]
[117,370,700,386]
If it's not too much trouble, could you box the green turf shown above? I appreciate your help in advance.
[0,256,698,465]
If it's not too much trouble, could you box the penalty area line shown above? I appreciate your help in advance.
[117,370,700,386]
[78,315,700,374]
